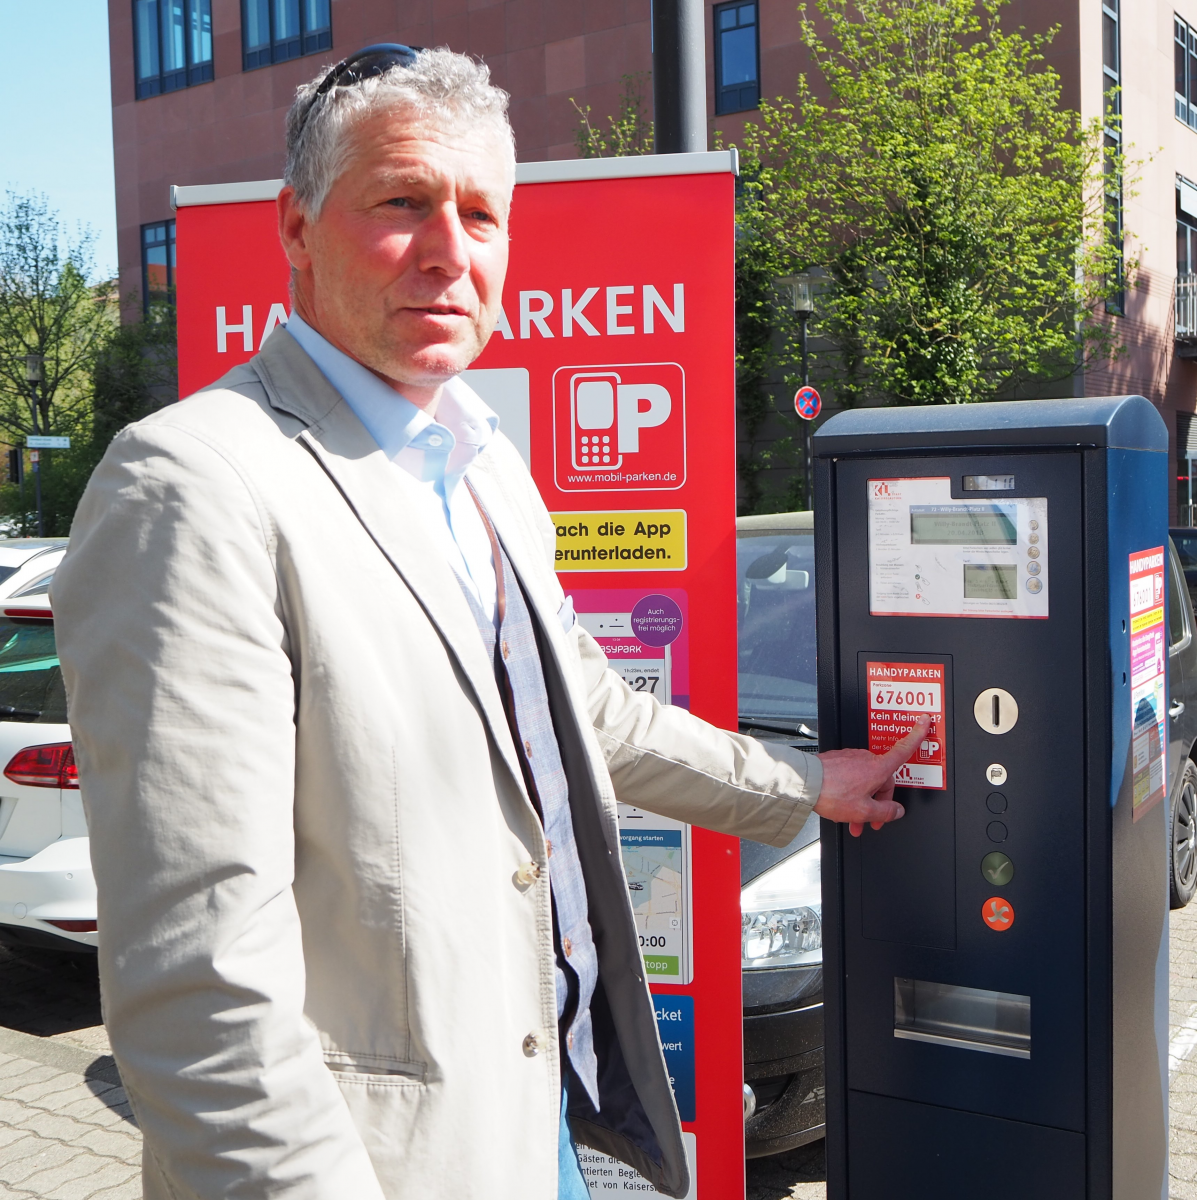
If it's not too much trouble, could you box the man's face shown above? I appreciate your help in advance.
[279,105,511,406]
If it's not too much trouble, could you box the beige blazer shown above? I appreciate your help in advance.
[52,329,821,1200]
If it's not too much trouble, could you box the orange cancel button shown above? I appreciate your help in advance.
[982,896,1015,932]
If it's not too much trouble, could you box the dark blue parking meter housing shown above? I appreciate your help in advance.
[813,397,1169,1200]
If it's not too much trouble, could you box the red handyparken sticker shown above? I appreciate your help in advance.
[867,661,946,790]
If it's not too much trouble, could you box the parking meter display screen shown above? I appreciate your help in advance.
[869,476,1048,618]
[963,564,1018,600]
[910,508,1017,545]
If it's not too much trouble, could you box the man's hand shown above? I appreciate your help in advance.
[813,715,932,837]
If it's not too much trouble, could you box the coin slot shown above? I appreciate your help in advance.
[974,688,1018,735]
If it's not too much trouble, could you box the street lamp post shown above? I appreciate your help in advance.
[777,275,816,508]
[24,354,44,537]
[652,0,707,154]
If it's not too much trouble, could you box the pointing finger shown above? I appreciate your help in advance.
[877,715,932,778]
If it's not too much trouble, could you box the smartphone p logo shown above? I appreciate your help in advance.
[555,362,685,491]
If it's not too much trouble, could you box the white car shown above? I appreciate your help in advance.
[0,539,67,602]
[0,588,95,952]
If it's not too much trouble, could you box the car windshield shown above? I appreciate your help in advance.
[0,619,66,723]
[1175,530,1197,572]
[737,528,816,728]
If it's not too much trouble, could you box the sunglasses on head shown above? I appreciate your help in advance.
[314,43,422,95]
[295,43,423,135]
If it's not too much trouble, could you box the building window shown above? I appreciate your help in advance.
[141,221,176,311]
[242,0,331,70]
[1179,202,1197,277]
[1103,0,1123,315]
[134,0,213,99]
[1178,182,1197,339]
[1178,16,1197,130]
[1179,412,1197,525]
[714,2,759,115]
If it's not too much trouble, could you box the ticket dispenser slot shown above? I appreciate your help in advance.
[815,398,1170,1200]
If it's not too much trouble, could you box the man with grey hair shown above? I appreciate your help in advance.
[53,45,926,1200]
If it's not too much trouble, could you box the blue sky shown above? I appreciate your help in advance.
[0,3,116,279]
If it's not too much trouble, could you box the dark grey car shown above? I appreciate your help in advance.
[732,520,1197,1159]
[1166,536,1197,909]
[736,512,824,1156]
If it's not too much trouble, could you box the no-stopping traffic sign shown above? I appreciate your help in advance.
[794,386,821,420]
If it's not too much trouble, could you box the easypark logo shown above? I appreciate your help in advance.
[553,362,686,492]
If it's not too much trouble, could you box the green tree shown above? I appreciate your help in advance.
[570,75,804,512]
[736,0,1136,408]
[0,193,124,534]
[572,73,655,158]
[0,193,181,534]
[0,303,178,536]
[0,193,116,445]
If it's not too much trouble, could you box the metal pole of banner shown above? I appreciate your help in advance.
[652,0,707,154]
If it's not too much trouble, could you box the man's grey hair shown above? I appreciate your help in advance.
[285,47,516,216]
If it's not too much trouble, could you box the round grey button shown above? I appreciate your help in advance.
[426,434,444,448]
[1027,546,1040,560]
[986,792,1008,814]
[1026,578,1042,593]
[982,851,1015,886]
[986,763,1008,785]
[522,1032,542,1057]
[986,821,1009,843]
[1027,561,1041,576]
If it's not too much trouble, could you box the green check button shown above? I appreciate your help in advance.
[982,851,1014,887]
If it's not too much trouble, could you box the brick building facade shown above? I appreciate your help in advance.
[109,0,1197,518]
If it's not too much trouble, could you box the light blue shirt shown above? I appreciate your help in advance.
[287,314,499,619]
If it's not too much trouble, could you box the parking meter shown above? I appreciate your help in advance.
[813,396,1169,1200]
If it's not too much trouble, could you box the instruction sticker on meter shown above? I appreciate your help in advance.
[868,476,1049,619]
[867,661,947,789]
[1129,547,1166,820]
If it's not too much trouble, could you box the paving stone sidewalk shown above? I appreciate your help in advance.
[0,1028,139,1200]
[0,948,138,1200]
[1169,896,1197,1197]
[2,903,1196,1200]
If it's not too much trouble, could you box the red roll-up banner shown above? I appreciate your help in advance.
[174,152,742,1198]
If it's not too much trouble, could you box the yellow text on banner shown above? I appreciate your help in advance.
[552,510,687,572]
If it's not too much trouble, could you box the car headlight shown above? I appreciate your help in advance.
[740,840,822,970]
